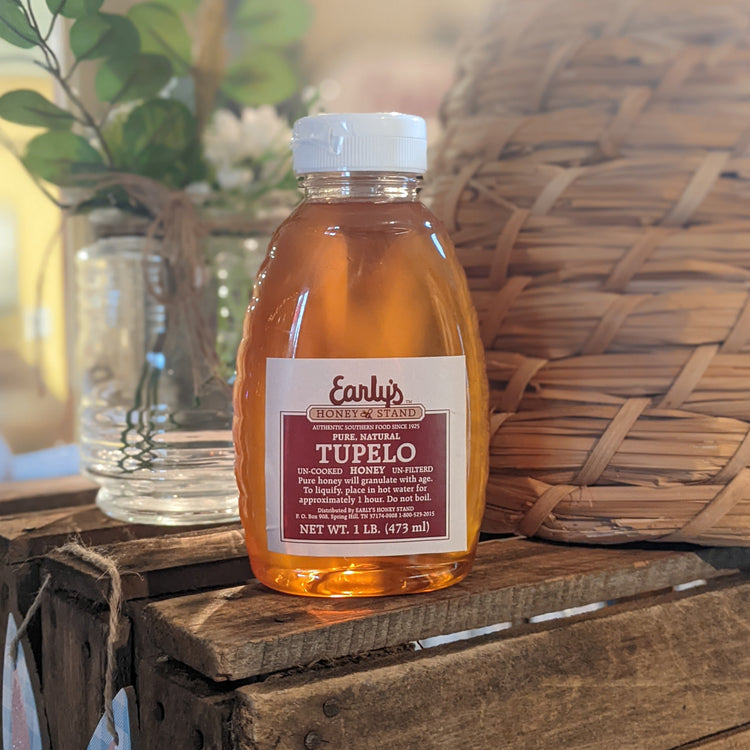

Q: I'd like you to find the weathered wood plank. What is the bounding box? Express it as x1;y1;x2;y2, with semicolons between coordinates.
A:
0;502;154;742
140;537;750;681
0;500;233;749
677;725;750;749
136;658;234;750
0;506;101;559
42;590;131;750
43;525;250;602
1;504;211;563
0;475;97;514
40;527;252;750
232;579;750;750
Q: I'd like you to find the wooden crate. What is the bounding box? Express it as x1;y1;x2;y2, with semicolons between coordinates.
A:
0;477;97;663
0;477;249;749
41;515;750;750
0;477;96;746
41;525;251;749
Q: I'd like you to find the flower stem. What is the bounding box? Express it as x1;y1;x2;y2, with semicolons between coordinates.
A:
43;57;116;168
22;0;116;169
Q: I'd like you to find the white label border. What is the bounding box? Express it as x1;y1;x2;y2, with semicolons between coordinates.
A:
265;356;467;557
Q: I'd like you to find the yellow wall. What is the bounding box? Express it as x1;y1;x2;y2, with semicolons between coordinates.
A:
0;75;67;402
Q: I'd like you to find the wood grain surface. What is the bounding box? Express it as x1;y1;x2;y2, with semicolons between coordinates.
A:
681;725;750;749
0;504;218;563
40;526;253;750
140;537;750;681
44;525;251;602
42;590;131;750
232;579;750;750
0;476;97;514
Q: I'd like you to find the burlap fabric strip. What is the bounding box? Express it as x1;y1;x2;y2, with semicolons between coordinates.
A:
70;174;282;398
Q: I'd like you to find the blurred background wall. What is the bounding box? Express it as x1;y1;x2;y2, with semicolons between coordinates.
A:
302;0;484;131
0;40;68;456
0;0;488;458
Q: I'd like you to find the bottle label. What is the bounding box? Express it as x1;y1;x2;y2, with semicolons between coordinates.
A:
265;356;467;557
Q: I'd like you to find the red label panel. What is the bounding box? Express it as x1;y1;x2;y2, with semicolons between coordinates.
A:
281;413;448;543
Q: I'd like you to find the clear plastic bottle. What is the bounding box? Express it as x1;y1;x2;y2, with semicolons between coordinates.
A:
234;113;488;597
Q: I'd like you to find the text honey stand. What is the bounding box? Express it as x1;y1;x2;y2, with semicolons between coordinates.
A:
39;526;750;749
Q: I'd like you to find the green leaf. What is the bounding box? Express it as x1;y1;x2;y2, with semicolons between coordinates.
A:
223;50;297;106
122;98;195;163
0;89;74;130
127;3;191;71
23;131;105;185
156;0;197;11
234;0;311;45
0;0;37;48
70;13;140;61
46;0;104;20
100;109;128;168
120;99;201;187
95;54;173;103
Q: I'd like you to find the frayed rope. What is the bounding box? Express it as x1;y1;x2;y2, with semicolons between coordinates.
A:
58;541;123;747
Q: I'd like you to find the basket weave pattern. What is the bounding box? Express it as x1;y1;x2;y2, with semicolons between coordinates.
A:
430;0;750;545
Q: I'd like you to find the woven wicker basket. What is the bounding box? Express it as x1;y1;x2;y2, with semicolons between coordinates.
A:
429;0;750;545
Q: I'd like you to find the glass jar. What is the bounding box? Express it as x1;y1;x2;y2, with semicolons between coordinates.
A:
76;228;267;524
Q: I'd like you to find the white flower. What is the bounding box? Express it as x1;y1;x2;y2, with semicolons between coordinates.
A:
203;106;291;170
204;109;244;167
216;166;254;191
239;105;291;160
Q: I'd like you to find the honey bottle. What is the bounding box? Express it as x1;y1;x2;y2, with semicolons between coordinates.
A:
234;113;488;597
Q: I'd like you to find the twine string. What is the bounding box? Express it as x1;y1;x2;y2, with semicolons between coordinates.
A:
59;541;123;747
91;175;219;398
34;173;262;402
8;574;51;665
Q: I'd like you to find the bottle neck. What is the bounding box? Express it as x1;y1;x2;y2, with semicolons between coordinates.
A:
299;172;421;202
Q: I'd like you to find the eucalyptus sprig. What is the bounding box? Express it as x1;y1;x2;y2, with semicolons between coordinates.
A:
0;0;311;208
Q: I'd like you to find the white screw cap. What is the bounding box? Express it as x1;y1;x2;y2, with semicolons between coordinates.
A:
291;112;427;175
